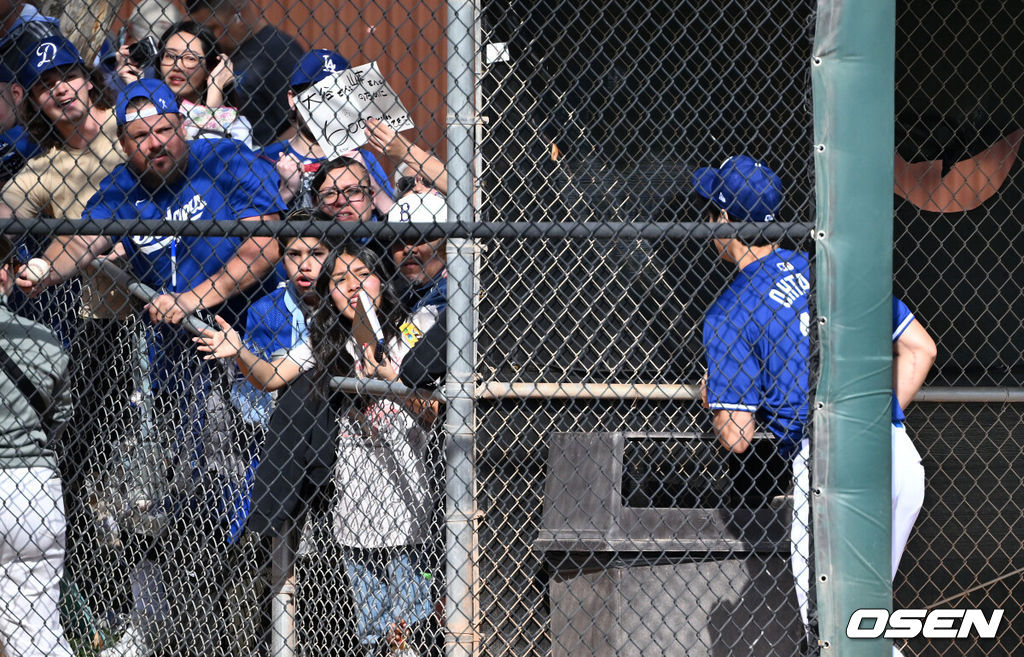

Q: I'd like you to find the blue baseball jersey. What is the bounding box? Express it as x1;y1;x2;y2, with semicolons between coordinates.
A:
83;138;286;318
0;125;41;184
892;297;916;427
232;283;307;425
703;248;811;457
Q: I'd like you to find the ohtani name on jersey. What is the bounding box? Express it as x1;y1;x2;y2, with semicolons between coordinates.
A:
768;272;810;308
132;194;207;253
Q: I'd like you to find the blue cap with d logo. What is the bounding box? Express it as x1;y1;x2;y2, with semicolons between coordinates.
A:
18;36;84;88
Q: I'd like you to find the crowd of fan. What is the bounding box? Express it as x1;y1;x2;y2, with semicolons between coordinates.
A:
0;1;450;655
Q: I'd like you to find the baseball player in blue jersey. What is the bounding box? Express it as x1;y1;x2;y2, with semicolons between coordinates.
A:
696;156;936;657
694;155;815;645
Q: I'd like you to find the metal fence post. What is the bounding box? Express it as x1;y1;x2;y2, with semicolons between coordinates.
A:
446;1;480;656
812;1;895;655
269;528;297;657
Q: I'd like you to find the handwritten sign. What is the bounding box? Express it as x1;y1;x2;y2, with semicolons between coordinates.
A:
295;61;414;158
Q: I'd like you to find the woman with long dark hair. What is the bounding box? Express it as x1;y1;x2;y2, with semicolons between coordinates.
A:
194;240;441;654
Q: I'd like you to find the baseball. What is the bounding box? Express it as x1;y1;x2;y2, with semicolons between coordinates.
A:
21;258;50;283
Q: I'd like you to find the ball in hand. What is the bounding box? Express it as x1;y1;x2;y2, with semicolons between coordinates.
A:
21;258;50;283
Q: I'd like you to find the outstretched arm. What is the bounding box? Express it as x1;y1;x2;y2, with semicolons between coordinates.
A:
364;119;449;194
194;315;302;392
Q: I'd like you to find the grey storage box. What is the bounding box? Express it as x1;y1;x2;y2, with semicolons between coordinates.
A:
535;432;805;656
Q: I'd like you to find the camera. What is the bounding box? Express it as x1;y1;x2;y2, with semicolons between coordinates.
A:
128;36;159;68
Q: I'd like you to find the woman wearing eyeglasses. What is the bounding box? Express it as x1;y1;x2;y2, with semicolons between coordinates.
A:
117;20;253;147
310;156;385;224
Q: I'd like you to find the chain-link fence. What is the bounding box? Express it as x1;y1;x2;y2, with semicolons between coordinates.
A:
892;1;1024;655
0;0;1019;656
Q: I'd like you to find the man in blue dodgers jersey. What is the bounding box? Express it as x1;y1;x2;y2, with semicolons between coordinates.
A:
22;78;282;326
20;79;284;656
693;155;816;646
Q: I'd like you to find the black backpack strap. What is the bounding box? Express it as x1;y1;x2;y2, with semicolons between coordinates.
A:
0;341;49;420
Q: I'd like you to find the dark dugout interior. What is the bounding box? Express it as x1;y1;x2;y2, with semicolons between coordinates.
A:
895;0;1024;387
895;3;1024;655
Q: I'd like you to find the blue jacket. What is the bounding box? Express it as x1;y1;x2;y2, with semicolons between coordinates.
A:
232;284;307;426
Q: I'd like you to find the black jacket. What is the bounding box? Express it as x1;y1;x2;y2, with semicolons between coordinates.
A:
246;371;337;536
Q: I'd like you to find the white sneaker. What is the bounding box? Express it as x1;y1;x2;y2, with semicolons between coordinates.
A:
99;623;151;657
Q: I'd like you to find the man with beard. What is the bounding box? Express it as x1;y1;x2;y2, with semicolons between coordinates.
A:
387;191;448;314
21;78;282;324
19;78;284;657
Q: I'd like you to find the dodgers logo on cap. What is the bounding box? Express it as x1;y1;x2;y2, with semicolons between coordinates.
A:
290;49;350;88
35;42;58;67
116;79;181;126
691;154;783;223
18;36;84;88
388;192;447;243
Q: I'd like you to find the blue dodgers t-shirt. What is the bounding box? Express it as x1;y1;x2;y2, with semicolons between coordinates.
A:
892;297;916;427
703;248;811;457
84;138;286;317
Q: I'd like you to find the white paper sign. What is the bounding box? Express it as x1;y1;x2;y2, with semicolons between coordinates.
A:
295;61;414;159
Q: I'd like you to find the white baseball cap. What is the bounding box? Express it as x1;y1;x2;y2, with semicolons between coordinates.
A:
387;192;448;224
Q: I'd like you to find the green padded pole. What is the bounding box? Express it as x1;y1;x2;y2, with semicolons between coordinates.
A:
811;1;895;656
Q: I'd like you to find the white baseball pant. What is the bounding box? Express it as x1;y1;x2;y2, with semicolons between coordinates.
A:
0;467;73;657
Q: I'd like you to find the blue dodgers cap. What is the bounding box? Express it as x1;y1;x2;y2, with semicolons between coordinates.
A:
115;79;180;126
692;155;783;222
18;36;84;88
290;49;350;88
